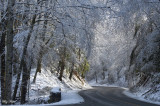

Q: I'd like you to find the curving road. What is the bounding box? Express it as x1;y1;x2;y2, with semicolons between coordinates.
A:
66;86;159;106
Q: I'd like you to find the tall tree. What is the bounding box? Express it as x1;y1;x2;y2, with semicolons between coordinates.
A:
58;47;66;81
33;1;49;83
4;0;15;104
12;0;37;101
0;0;6;103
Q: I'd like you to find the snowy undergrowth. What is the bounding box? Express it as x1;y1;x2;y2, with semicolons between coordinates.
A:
128;74;160;105
27;68;91;105
124;88;160;105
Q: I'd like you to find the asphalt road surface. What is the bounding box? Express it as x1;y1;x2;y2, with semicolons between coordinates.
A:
64;86;159;106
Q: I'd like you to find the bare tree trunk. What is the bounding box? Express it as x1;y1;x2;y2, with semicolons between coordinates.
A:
69;62;74;80
0;33;6;103
4;0;15;104
102;70;105;80
27;60;32;101
57;61;61;75
36;58;42;73
78;48;81;61
32;56;42;83
12;14;36;100
58;60;65;81
20;62;30;104
12;60;23;100
58;45;66;81
33;1;48;83
0;0;6;103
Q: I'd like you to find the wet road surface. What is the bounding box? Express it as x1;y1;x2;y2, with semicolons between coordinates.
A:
55;86;159;106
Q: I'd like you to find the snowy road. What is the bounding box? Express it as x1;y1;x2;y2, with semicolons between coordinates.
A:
61;86;159;106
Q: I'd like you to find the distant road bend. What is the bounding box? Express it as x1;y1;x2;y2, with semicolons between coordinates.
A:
66;86;159;106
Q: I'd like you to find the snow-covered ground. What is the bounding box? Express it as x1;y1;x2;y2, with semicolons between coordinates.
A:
19;90;84;106
123;89;160;105
26;68;91;105
50;90;84;105
37;90;84;106
0;68;91;105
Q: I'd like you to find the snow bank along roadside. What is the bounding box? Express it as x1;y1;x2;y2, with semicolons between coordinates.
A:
46;90;84;105
89;81;160;105
26;68;91;105
14;90;83;106
123;89;160;105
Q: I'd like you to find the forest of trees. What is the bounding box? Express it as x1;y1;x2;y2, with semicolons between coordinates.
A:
87;0;160;102
0;0;102;104
0;0;160;105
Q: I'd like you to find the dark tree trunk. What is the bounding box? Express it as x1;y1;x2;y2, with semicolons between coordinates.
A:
69;62;74;80
78;48;81;61
12;60;23;100
4;0;15;103
58;60;65;81
0;0;7;103
0;2;8;103
20;62;30;104
33;57;42;83
58;46;66;81
0;26;6;104
20;14;36;104
1;53;5;102
102;71;105;80
27;62;32;101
